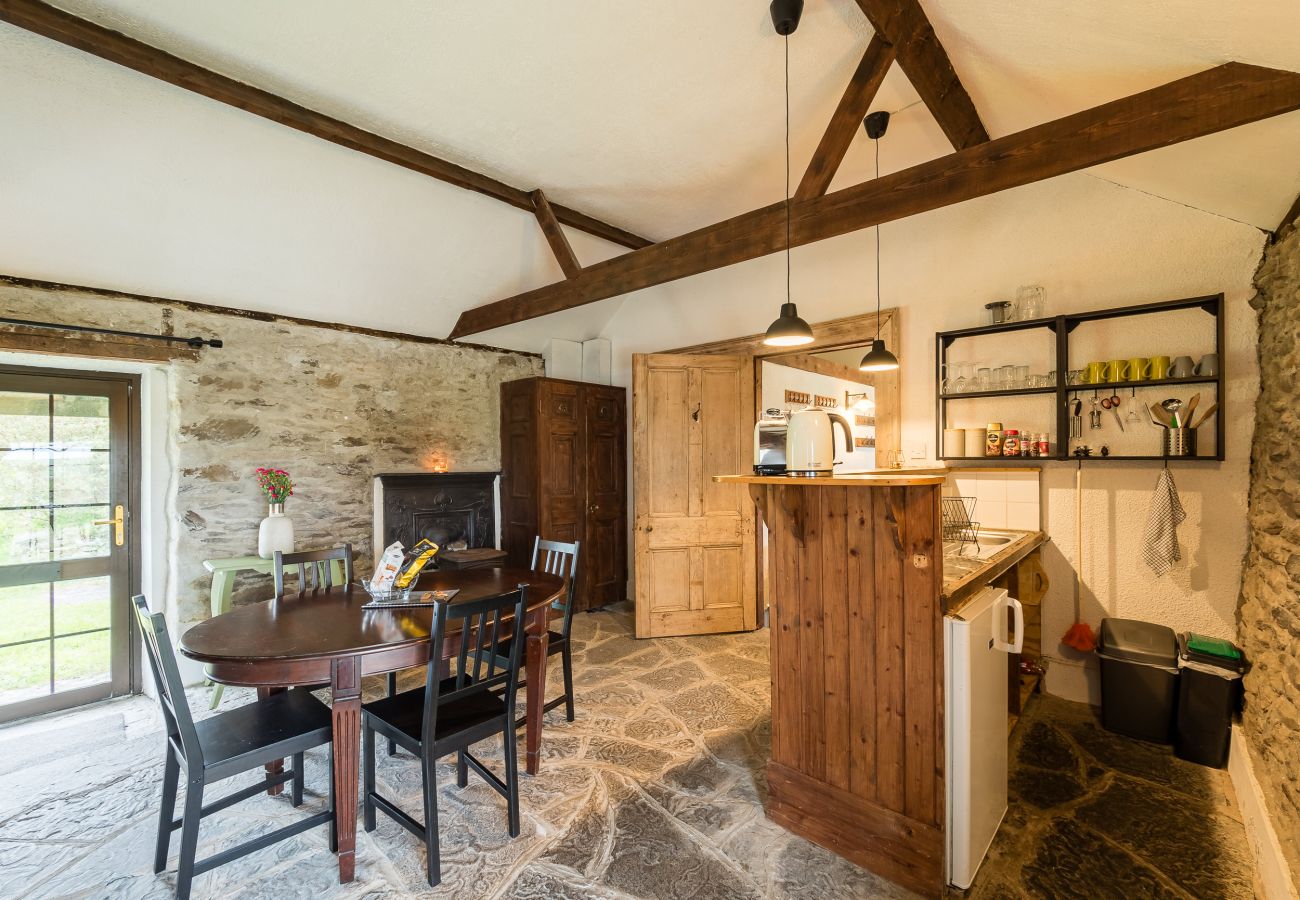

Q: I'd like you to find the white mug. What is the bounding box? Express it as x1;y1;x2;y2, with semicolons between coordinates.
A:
1195;353;1219;377
1170;355;1196;378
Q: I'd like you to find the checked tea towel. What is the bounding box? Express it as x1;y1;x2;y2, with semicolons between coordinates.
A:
1144;467;1186;576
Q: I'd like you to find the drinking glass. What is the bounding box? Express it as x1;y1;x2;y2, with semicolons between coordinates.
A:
976;367;992;391
952;362;971;393
999;365;1015;389
1014;365;1030;389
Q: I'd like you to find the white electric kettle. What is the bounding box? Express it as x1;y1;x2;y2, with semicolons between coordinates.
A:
785;406;854;476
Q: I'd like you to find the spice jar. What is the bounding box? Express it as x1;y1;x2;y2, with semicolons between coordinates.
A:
1037;433;1051;457
1003;429;1020;457
1020;433;1033;457
986;422;1004;457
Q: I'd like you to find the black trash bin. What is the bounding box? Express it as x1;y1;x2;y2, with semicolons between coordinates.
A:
1096;618;1180;743
1175;633;1246;768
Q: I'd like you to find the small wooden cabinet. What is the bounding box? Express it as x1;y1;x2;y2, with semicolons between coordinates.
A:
500;377;628;611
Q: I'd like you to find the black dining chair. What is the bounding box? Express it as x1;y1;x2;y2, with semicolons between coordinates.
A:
272;544;354;598
521;537;581;723
273;544;355;697
361;586;529;887
133;595;335;900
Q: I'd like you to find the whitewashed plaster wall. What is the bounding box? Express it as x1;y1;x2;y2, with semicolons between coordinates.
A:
601;173;1263;703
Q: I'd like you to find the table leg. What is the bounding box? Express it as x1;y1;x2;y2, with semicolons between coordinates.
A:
256;687;286;795
524;607;550;776
331;656;362;884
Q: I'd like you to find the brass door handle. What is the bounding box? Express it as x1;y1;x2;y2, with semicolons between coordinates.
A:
93;505;125;547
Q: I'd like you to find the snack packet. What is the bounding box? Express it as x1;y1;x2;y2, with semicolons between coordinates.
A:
395;539;440;589
370;541;406;592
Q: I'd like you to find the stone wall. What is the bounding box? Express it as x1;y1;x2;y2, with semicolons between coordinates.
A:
1240;223;1300;876
1;279;542;629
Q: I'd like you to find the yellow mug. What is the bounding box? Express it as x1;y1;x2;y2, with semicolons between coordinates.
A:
1083;361;1107;384
1149;356;1171;379
1105;360;1128;383
1127;357;1151;381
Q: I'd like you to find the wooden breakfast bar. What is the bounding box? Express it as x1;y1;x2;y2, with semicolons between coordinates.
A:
715;473;947;897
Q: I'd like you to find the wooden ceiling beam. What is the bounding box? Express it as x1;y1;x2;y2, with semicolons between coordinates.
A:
0;0;652;251
530;189;582;279
795;35;895;200
852;0;988;150
450;63;1300;339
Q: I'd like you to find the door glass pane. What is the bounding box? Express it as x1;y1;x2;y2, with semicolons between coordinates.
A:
0;381;122;719
0;391;48;445
53;631;110;691
0;509;49;565
0;448;48;508
53;506;109;559
53;394;110;449
0;641;50;704
0;582;51;645
53;577;109;636
52;450;109;506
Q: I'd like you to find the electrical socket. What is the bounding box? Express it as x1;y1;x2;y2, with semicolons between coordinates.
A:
909;443;926;459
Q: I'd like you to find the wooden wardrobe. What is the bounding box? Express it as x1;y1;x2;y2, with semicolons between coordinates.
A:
500;377;628;611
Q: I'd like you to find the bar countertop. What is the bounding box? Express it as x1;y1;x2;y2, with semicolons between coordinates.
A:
713;468;947;487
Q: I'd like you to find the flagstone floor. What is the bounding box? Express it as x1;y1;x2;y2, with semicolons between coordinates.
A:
0;602;1259;899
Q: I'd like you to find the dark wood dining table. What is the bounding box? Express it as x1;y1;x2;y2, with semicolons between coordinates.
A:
179;566;565;884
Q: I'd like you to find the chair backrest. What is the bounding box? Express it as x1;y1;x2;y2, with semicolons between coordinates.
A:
273;543;354;598
132;595;201;767
423;587;529;746
531;537;580;637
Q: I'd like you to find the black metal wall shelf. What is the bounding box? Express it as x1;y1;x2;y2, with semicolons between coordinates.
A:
936;293;1226;463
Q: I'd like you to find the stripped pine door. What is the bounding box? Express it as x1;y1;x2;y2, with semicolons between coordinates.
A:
633;354;756;638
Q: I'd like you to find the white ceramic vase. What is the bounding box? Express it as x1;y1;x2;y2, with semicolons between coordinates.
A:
257;502;295;559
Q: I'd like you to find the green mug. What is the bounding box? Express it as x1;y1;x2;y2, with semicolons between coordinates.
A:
1127;357;1151;381
1106;360;1128;383
1149;356;1171;379
1083;361;1107;384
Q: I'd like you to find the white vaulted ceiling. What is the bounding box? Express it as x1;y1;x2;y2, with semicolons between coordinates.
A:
2;0;1299;349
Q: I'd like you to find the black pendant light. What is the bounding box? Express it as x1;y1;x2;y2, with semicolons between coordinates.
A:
763;0;814;348
860;110;900;372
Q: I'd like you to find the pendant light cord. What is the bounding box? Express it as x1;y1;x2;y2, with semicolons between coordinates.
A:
785;33;791;305
874;136;882;341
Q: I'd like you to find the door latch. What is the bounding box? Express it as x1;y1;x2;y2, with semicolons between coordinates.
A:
93;505;125;547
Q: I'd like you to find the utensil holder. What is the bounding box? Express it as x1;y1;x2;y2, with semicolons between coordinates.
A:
1163;428;1196;458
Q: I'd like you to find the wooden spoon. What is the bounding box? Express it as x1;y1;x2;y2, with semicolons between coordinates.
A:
1149;402;1173;427
1184;392;1201;427
1191;402;1218;429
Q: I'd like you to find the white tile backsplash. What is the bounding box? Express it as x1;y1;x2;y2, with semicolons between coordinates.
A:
946;468;1041;533
1005;472;1040;503
1006;500;1041;531
974;472;1007;503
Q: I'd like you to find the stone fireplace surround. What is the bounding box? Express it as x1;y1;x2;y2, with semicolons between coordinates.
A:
372;472;501;558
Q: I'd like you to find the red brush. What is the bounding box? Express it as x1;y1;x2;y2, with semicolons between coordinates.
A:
1062;621;1096;653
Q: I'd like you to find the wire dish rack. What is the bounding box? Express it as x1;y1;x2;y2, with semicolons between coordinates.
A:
941;496;980;553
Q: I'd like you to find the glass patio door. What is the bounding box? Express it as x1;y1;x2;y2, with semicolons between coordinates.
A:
0;369;136;723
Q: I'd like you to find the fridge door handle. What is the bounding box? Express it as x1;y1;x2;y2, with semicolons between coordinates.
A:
992;594;1025;654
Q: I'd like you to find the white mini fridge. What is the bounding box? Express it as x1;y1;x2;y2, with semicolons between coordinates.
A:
945;586;1023;889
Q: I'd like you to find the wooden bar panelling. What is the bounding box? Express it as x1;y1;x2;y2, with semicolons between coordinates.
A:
846;487;878;800
873;487;907;813
797;488;825;782
760;481;944;897
902;485;940;825
821;487;850;792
